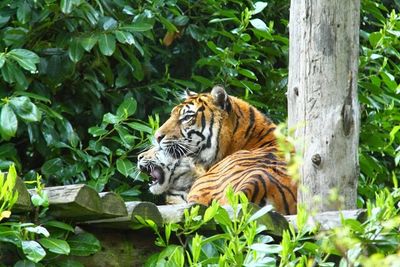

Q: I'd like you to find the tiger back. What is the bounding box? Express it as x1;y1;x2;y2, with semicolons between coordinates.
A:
186;147;297;215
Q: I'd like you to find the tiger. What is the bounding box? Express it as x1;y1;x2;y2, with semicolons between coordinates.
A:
138;145;297;214
154;85;278;170
141;85;297;214
137;146;205;204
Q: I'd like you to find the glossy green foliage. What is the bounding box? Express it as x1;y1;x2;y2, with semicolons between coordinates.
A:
0;0;398;203
0;0;289;197
0;168;100;265
358;0;400;204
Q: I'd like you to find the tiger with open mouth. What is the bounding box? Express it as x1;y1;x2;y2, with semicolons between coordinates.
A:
137;85;297;214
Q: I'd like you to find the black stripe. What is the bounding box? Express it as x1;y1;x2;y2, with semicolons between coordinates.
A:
245;107;255;138
258;127;275;142
200;113;206;132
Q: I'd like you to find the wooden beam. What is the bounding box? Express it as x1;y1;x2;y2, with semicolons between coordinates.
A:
98;192;128;218
285;209;366;231
29;184;103;220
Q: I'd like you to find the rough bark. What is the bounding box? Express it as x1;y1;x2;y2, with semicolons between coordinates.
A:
288;0;361;211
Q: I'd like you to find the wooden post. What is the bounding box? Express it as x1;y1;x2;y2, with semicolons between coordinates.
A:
288;0;361;211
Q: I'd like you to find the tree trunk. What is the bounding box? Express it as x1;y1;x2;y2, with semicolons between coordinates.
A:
288;0;361;211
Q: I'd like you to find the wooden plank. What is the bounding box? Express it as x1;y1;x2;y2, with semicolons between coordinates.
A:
98;192;128;217
29;184;103;220
158;203;199;224
285;209;366;231
80;201;162;228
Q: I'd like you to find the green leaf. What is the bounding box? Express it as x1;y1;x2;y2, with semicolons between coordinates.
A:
0;104;18;140
80;34;98;52
61;0;74;14
21;241;46;263
120;23;153;32
25;226;50;237
17;1;31;24
238;69;257;80
250;243;282;254
8;49;40;72
68;39;84;63
101;16;118;31
10;96;42;122
88;126;108;137
248;205;274;222
126;122;153;134
39;238;70;255
252;2;268;15
116;158;135;177
43;221;75;232
250;18;268;31
41;158;63;176
0;226;21;246
1;61;28;89
117;97;137;117
68;233;101;256
98;33;116;56
158;16;178;32
0;53;5;68
103;113;121;124
115;31;135;45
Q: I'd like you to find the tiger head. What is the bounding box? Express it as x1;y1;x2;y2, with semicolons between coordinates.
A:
137;146;200;198
154;85;234;169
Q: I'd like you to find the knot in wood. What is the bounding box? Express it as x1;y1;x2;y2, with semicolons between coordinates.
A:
311;154;322;166
294;87;299;96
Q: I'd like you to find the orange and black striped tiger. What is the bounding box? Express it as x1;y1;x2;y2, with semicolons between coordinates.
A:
138;145;296;214
139;85;297;214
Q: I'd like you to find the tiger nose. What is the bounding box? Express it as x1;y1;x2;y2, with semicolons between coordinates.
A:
155;132;165;143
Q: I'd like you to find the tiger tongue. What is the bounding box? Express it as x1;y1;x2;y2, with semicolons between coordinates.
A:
150;168;162;183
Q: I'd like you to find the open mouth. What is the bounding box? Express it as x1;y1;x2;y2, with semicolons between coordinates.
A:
139;164;164;186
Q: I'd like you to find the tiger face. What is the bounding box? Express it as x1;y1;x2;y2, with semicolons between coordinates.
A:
154;86;232;169
154;85;276;170
137;146;201;203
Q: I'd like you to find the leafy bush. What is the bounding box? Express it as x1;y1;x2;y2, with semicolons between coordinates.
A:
358;1;400;204
0;166;101;265
0;0;290;199
141;188;400;267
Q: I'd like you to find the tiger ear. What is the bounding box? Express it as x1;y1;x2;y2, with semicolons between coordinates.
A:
182;89;197;99
211;85;229;109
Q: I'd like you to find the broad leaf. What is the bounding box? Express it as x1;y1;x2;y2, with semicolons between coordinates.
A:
98;33;116;56
21;241;46;263
116;158;135;177
8;49;40;72
116;97;137;117
68;233;100;256
10;96;42;122
0;104;18;140
39;237;70;255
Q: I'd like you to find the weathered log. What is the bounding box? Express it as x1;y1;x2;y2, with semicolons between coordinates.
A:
29;184;103;219
285;209;366;231
98;192;128;217
80;201;162;228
